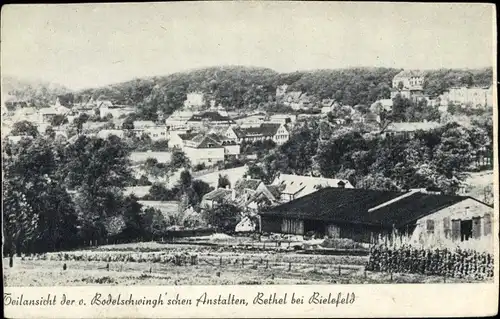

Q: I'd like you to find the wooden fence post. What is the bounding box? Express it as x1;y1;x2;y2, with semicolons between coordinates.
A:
242;258;245;267
220;256;223;266
288;262;291;271
390;272;393;281
266;260;269;269
364;268;367;279
338;265;341;276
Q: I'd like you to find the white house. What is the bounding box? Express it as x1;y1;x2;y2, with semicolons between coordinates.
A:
183;134;226;166
440;86;493;108
226;123;289;145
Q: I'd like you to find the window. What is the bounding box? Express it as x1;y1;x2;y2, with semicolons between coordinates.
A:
426;219;435;233
483;214;492;236
443;217;451;238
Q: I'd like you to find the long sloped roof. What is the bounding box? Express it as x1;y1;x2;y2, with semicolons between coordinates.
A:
261;187;472;228
232;123;282;138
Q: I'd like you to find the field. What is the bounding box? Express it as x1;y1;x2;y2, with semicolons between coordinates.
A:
3;241;488;286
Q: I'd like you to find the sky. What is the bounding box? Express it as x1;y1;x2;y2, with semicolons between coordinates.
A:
1;2;496;90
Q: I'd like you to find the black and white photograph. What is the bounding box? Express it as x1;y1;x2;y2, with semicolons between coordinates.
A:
1;1;496;296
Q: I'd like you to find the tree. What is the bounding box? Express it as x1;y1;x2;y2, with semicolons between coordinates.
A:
11;120;39;137
203;203;241;233
73;113;90;134
192;180;214;203
49;114;68;127
217;174;231;189
170;150;191;171
145;183;177;201
141;207;168;240
45;126;56;138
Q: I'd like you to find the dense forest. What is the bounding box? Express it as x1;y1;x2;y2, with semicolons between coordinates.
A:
66;66;493;119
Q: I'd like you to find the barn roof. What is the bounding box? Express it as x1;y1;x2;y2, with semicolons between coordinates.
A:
188;111;233;122
261;188;474;228
232;123;282;138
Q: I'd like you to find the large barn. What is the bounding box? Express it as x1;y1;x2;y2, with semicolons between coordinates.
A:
259;187;493;245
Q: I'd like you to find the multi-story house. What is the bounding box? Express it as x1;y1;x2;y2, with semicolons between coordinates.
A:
440;86;493;108
182;134;226;166
225;123;289;145
391;70;425;100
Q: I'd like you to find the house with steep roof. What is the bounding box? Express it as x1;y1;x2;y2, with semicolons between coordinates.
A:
271;173;354;202
182;134;226;166
200;188;234;209
260;187;493;249
225;123;289;145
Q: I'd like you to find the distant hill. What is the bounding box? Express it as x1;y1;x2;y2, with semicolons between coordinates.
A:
1;75;71;109
7;66;492;116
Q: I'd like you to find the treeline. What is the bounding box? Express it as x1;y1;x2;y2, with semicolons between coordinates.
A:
423;68;493;98
1;134;212;256
2;76;70;109
68;66;492;120
248;112;493;195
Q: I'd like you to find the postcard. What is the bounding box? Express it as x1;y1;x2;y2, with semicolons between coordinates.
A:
2;1;498;318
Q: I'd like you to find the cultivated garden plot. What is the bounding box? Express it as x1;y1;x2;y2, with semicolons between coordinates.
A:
3;241;491;286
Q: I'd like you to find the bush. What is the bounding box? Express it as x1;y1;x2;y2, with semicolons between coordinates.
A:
366;244;493;280
320;238;365;250
193;163;207;172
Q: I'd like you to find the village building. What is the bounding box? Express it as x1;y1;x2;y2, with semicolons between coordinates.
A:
165;110;196;131
390;70;425;100
99;102;135;119
37;98;71;123
186;111;235;129
225;123;289;145
200;188;234;209
381;121;441;139
132;121;167;140
182;134;226;166
260;187;493;249
235;216;257;233
271;173;354;202
439;86;493;108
